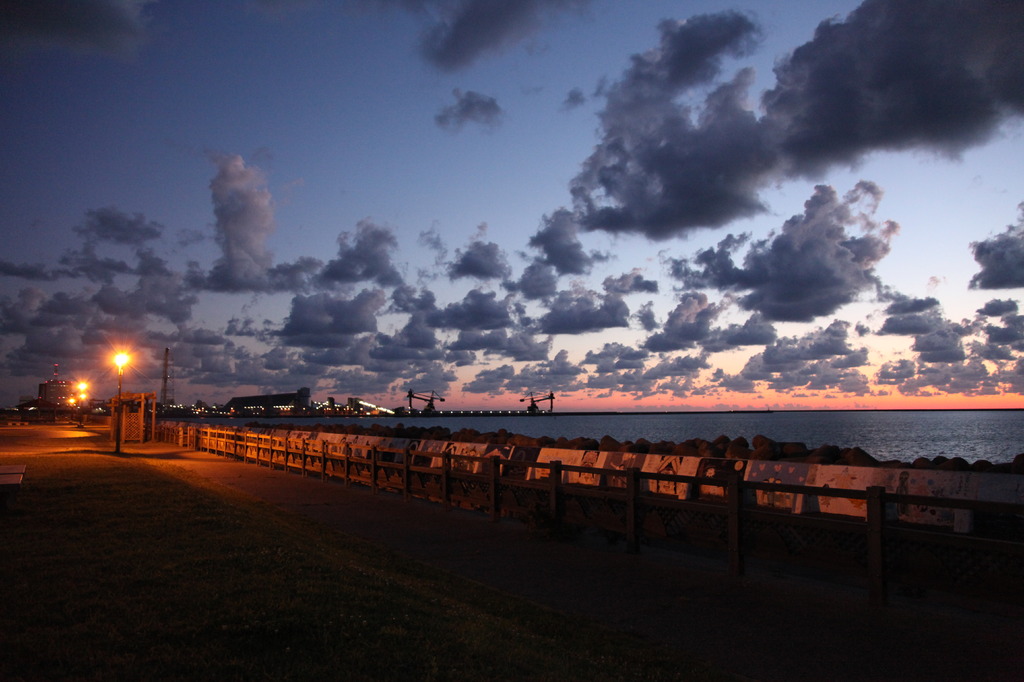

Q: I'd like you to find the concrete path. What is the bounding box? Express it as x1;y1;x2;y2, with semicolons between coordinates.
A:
6;425;1023;681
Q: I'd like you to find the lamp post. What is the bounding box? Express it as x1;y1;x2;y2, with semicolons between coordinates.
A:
77;382;88;426
114;354;128;454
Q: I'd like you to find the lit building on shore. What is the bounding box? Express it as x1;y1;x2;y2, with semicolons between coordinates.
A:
223;387;311;416
38;379;77;406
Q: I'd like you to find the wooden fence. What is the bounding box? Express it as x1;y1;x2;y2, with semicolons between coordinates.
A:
156;422;1024;605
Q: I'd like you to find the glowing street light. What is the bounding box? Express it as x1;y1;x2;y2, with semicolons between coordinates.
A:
114;353;128;454
76;382;88;426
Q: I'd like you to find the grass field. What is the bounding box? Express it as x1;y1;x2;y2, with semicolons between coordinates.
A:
1;448;731;681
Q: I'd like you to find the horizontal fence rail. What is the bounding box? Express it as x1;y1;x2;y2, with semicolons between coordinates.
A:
154;422;1024;605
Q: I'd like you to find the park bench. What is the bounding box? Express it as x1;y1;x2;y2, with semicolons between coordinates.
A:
0;464;26;510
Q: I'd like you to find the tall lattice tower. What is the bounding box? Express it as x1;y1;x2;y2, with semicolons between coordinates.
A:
160;348;176;406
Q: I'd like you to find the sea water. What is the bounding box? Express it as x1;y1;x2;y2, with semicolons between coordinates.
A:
185;410;1024;465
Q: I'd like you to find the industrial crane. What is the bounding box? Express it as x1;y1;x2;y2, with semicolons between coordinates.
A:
520;391;555;414
407;389;445;413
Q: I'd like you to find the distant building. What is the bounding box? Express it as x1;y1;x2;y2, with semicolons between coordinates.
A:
223;387;311;416
347;397;394;416
38;380;76;406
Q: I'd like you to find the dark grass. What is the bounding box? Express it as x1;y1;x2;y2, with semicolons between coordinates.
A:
1;451;732;681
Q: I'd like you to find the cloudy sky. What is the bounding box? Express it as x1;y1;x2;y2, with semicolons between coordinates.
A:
1;0;1022;411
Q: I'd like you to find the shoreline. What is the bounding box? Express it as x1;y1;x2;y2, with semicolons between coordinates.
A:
175;406;1024;420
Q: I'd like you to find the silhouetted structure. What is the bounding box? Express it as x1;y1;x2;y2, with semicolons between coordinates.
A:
224;388;311;416
406;390;444;413
520;391;555;413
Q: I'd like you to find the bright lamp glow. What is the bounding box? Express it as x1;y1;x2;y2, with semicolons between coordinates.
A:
114;353;129;369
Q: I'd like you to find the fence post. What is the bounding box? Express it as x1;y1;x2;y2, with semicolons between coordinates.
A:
370;448;379;494
866;485;888;606
490;455;501;522
343;445;352;488
403;445;412;501
626;467;640;554
442;453;452;512
549;461;563;530
727;472;745;576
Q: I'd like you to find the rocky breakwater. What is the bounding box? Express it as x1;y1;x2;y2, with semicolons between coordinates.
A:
271;421;1024;475
240;420;1024;532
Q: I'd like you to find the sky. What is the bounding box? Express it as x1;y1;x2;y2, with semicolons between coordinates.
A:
1;0;1023;412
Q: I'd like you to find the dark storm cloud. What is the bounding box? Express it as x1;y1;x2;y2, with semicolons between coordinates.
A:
390;284;437;314
969;205;1024;289
0;261;58;281
877;358;999;397
370;314;444;362
878;313;940;336
702;313;777;353
0;0;151;54
510;349;585;393
764;0;1024;175
673;183;897;322
883;295;940;316
758;321;861;372
978;299;1019;317
56;246;135;284
726;321;871;394
602;269;658;295
279;289;386;346
319;220;404;288
571;12;767;237
589;350;708;399
582;343;649;373
1;206;164;284
561;87;586;110
635;301;657;332
462;363;515;394
874;296;971;364
418;0;592;71
74;206;162;245
1;290;88;334
225;317;262;337
528;209;596;275
878;294;944;335
982;314;1024;348
643;354;709;381
574;2;1024;239
912;323;968;364
426;288;512;331
504;262;558;301
538;289;629;335
435;89;503;131
448;328;549;362
448;238;511;280
91;250;197;324
267;257;323;291
644;292;721;352
301;336;375;368
876;358;916;385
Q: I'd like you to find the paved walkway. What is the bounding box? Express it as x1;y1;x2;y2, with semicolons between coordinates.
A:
7;426;1024;681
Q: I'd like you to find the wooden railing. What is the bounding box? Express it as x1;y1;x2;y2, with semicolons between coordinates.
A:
154;422;1024;605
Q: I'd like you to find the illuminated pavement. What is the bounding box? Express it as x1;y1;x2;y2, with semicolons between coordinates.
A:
5;424;1022;682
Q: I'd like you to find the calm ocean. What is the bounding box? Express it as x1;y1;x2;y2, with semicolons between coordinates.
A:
189;410;1024;465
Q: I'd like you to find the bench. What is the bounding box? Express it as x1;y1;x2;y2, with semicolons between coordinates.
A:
0;464;26;510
